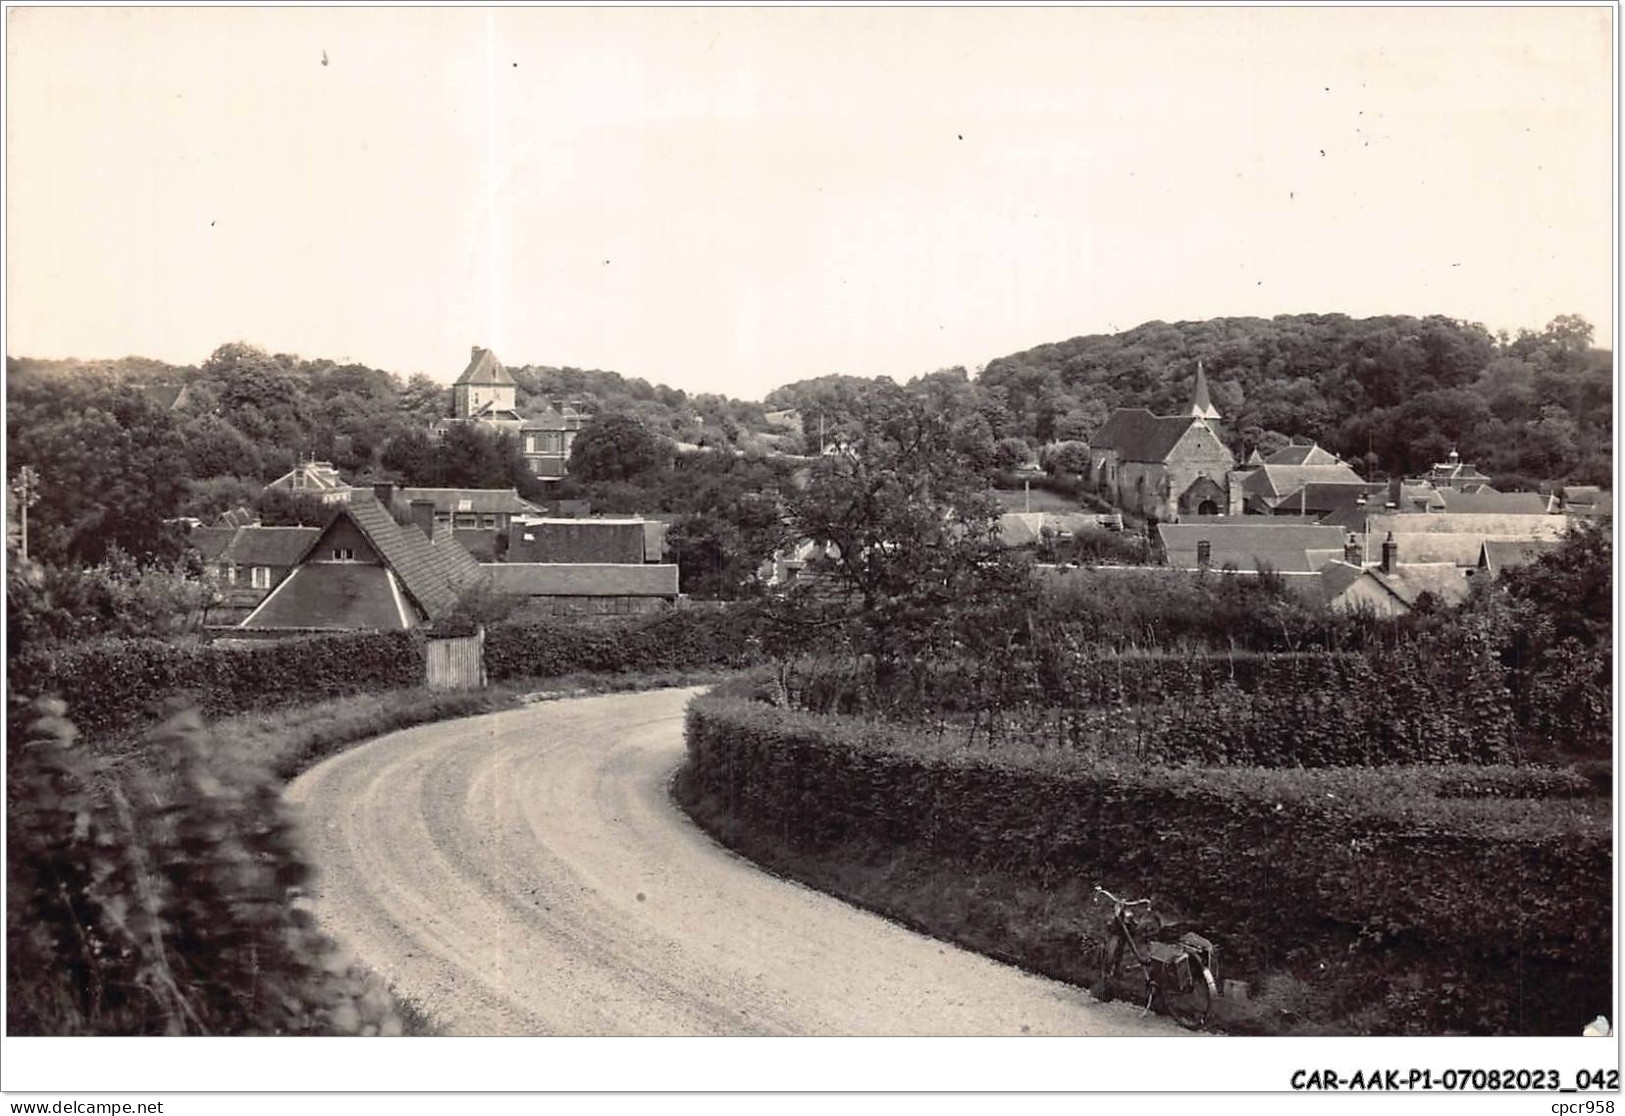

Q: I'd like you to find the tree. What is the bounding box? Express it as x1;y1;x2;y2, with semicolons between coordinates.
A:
777;387;1035;684
568;413;671;482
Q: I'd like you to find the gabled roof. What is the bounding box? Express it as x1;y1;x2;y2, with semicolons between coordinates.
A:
1560;485;1603;505
309;495;486;620
456;346;515;387
189;526;239;563
1368;562;1471;608
1243;462;1367;501
484;563;679;597
398;487;544;516
1263;443;1344;467
222;526;321;568
1267;481;1386;516
1091;409;1206;463
1479;538;1561;576
242;565;411;630
266;461;348;492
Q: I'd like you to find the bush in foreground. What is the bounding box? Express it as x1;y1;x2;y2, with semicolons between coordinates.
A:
5;698;399;1035
677;690;1611;1035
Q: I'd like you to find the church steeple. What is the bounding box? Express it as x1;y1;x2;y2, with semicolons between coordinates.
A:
1188;360;1221;421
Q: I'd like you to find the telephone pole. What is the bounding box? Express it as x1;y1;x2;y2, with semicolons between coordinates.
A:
11;465;40;559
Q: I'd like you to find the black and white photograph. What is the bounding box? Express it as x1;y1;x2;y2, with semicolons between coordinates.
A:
2;3;1617;1110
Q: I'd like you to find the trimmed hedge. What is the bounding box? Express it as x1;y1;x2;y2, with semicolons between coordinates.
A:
679;692;1612;1035
788;644;1519;766
9;608;765;745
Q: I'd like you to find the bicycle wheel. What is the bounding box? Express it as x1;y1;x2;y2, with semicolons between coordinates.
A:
1160;960;1216;1028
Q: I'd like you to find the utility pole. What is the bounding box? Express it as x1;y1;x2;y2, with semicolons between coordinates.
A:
11;465;40;559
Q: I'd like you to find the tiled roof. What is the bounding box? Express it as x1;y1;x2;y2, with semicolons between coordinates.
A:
267;461;348;491
1264;443;1344;467
485;563;680;597
1157;522;1348;573
1090;409;1202;463
328;495;487;620
1560;485;1603;506
189;526;239;563
1243;463;1366;501
398;487;544;516
455;347;515;387
1436;489;1553;515
1479;538;1560;576
521;406;570;431
1267;481;1385;516
222;526;321;568
1369;563;1471;608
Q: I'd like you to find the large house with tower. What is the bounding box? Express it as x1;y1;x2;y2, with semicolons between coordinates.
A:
1088;364;1236;521
432;346;587;480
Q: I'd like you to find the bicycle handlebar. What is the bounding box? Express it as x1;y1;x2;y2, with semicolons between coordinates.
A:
1094;885;1152;909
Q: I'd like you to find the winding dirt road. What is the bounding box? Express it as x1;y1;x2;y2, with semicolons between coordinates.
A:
285;687;1183;1036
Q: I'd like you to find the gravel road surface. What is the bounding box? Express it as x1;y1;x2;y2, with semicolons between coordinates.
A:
285;687;1185;1036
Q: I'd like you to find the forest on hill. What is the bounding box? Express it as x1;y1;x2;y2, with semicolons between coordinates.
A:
765;313;1612;487
975;312;1612;484
6;310;1611;573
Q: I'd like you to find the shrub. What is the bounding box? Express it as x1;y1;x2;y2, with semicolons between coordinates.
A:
6;698;398;1034
678;694;1612;1035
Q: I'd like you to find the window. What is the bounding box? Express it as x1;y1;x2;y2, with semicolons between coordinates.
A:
222;563;237;585
251;566;271;589
332;547;354;561
480;515;496;529
457;499;473;512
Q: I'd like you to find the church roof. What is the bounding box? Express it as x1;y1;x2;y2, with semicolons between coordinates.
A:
1091;409;1204;463
456;346;515;387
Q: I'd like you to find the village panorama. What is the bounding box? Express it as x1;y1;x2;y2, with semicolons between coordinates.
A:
7;311;1611;1052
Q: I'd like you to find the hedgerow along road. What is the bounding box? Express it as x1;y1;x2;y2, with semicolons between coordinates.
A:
285;687;1185;1036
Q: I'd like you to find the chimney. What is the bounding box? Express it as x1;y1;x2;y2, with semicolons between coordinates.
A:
1196;539;1211;569
1344;533;1361;565
472;345;482;360
410;499;436;540
1386;476;1401;511
1380;531;1398;574
372;481;394;507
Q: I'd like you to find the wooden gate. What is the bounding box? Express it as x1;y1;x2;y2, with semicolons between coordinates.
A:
425;627;487;690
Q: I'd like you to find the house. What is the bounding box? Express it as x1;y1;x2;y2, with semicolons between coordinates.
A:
1240;443;1372;515
1263;481;1388;518
1088;364;1236;520
1319;492;1566;568
1155;521;1348;573
385;485;545;561
1418;448;1494;490
485;563;679;616
760;539;841;587
436;346;588;480
239;494;486;631
263;460;353;505
1477;538;1561;578
1316;535;1472;616
197;525;321;625
519;404;587;480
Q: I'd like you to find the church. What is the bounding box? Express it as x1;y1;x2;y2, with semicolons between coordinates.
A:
1088;364;1237;521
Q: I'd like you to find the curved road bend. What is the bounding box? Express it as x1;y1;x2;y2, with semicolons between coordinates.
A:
285;687;1184;1036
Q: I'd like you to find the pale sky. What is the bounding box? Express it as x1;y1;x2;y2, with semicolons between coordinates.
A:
5;6;1615;399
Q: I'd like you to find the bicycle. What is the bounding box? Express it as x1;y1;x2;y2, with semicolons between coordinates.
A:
1092;885;1218;1028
